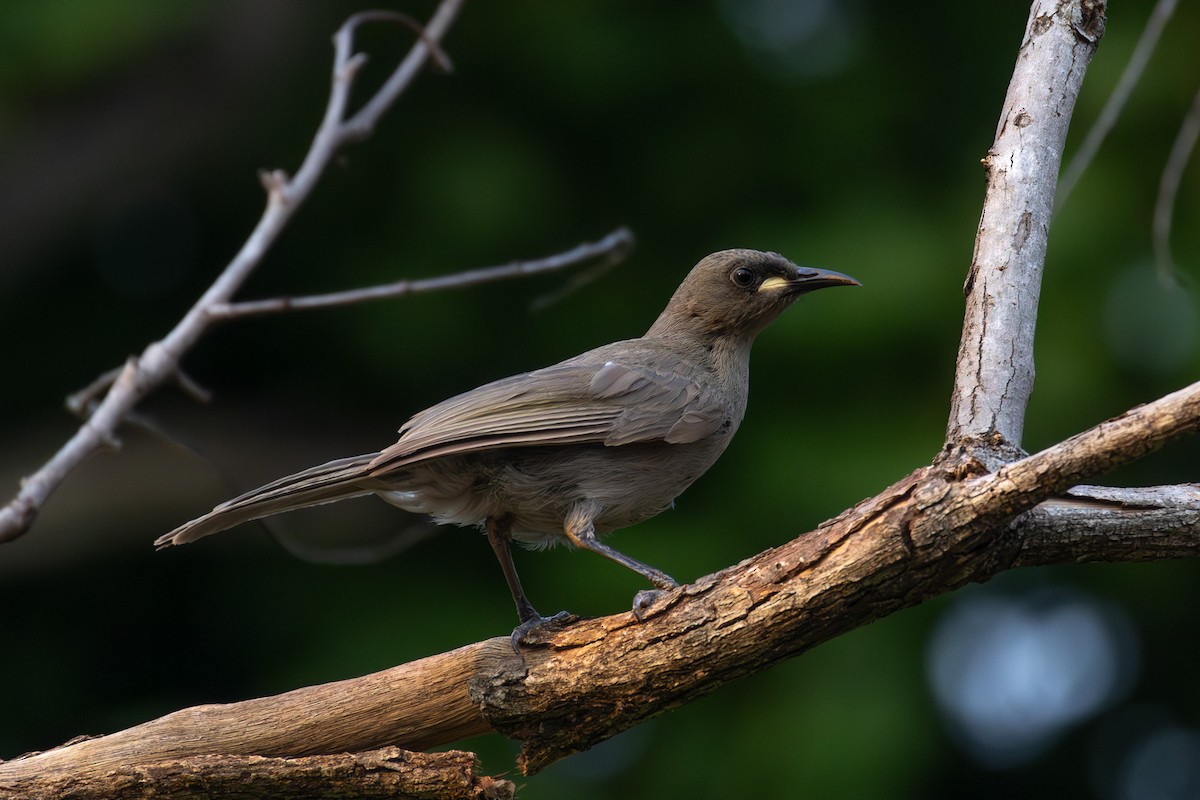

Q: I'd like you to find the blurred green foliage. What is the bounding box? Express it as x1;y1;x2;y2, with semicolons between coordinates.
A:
1;1;1198;797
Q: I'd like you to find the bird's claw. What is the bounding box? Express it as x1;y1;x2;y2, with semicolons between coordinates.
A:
509;610;575;654
632;588;669;621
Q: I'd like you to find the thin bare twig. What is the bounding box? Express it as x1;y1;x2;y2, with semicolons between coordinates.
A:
206;227;634;321
1153;83;1200;283
0;2;466;544
1056;0;1177;212
528;244;629;311
339;11;455;143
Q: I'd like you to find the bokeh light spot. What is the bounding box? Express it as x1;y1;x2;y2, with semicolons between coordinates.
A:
927;585;1138;768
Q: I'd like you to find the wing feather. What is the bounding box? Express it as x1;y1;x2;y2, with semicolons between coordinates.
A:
369;344;730;473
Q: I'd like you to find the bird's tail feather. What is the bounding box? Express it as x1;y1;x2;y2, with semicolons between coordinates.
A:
155;452;381;547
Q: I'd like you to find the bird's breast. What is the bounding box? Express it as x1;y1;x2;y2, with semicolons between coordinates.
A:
376;434;736;545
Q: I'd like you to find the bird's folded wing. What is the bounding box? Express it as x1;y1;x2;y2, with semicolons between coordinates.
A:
368;358;727;472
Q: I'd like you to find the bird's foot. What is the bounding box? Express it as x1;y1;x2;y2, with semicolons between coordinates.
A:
632;588;673;621
509;610;576;654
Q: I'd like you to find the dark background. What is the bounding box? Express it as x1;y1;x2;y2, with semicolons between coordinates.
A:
2;2;1199;797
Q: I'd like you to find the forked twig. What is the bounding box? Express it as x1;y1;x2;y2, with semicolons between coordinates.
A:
0;5;476;543
0;1;635;545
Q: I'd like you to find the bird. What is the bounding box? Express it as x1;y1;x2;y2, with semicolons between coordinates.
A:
157;249;858;642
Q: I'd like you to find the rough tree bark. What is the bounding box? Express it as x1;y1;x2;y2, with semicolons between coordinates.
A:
947;0;1107;459
8;1;1196;798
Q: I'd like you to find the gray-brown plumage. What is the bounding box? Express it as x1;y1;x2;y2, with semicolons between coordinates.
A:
157;249;858;636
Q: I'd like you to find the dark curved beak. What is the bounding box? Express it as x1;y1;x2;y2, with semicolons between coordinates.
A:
785;266;861;294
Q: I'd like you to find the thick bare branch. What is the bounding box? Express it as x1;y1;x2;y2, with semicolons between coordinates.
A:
1011;484;1200;567
947;0;1105;455
5;374;1197;788
1;748;511;800
0;2;466;544
954;378;1200;514
0;642;501;784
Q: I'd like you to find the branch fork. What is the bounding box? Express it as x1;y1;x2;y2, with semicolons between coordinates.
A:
0;0;634;547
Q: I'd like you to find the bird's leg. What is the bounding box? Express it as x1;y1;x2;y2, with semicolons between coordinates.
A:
485;514;541;623
485;514;571;651
563;509;679;621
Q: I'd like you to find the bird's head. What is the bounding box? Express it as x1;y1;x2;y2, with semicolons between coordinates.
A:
647;249;859;342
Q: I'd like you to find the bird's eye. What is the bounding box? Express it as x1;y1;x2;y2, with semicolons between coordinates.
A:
730;267;757;288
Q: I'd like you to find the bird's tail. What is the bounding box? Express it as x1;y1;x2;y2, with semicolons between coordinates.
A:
155;453;381;547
